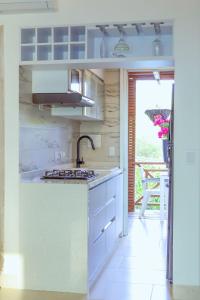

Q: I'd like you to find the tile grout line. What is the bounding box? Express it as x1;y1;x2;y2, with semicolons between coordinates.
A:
150;284;155;300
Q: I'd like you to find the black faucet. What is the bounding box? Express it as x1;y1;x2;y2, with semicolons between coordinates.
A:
76;135;95;168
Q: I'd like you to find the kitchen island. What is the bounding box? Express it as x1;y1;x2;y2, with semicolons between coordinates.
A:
13;168;123;294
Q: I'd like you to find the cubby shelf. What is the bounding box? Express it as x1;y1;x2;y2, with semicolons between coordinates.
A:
20;21;173;64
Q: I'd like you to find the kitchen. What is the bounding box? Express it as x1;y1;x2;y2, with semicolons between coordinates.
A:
19;66;123;293
0;1;200;300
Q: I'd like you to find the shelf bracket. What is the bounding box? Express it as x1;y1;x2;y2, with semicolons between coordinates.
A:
96;25;109;36
113;24;127;35
132;23;146;35
150;22;164;35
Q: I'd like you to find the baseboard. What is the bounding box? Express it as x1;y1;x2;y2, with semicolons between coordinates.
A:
172;285;200;300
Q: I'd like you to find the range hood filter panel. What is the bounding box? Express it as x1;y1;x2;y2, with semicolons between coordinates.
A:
32;93;95;107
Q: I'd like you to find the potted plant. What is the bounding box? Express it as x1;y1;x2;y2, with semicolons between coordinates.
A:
153;114;170;164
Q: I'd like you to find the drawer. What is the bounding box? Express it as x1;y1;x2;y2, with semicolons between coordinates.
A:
106;217;116;253
106;177;117;201
88;232;106;281
106;196;116;224
89;182;106;215
89;208;106;245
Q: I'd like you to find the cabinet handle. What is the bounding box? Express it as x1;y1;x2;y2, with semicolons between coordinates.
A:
103;217;116;232
93;231;104;244
106;196;116;207
93;217;116;244
93;195;116;217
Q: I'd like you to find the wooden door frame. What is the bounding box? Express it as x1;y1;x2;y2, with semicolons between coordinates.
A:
128;71;174;212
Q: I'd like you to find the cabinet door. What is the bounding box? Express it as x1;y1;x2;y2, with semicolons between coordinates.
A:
116;174;123;237
90;208;106;246
82;70;104;120
105;177;117;253
88;229;106;281
88;182;107;281
96;78;104;120
83;70;95;99
89;183;106;216
105;217;116;254
83;106;97;119
82;71;96;119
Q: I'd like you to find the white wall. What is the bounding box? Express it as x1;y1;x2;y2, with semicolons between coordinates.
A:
0;26;4;274
0;0;200;288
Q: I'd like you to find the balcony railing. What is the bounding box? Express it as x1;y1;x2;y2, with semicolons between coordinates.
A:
135;161;168;207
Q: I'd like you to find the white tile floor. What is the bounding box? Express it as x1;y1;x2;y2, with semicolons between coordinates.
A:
89;213;171;300
0;212;197;300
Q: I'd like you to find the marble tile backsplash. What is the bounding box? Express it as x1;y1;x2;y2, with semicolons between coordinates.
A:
19;67;80;173
80;69;120;168
19;67;120;173
20;126;75;172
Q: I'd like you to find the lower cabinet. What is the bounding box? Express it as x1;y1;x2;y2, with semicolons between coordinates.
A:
88;173;123;285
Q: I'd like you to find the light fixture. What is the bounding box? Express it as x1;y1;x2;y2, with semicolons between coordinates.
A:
153;70;160;83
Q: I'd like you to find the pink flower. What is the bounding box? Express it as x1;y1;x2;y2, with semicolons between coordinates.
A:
158;131;163;138
153;114;166;126
153;114;170;139
154;114;163;121
154;119;165;126
161;127;169;134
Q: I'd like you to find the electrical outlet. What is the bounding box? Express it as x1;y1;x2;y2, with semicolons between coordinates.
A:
109;146;115;157
55;151;62;161
62;151;66;158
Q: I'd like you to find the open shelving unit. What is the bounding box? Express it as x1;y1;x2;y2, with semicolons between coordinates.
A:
20;21;173;65
20;25;87;62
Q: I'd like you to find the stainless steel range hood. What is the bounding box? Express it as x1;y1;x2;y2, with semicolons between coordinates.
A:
32;92;94;107
32;68;95;107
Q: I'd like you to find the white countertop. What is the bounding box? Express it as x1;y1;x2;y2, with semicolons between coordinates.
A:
20;167;123;189
88;168;123;189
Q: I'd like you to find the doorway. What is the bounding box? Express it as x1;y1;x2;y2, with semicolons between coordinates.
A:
128;71;174;213
127;70;174;282
90;69;175;300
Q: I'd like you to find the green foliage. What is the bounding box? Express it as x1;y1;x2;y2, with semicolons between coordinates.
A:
136;138;162;161
135;138;163;210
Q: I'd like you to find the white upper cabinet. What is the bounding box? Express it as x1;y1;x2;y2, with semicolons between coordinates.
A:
20;21;173;64
32;69;68;93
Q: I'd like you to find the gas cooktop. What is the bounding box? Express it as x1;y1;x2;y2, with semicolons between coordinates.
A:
41;169;96;180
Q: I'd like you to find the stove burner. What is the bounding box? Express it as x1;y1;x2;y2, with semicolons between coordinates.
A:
41;169;96;180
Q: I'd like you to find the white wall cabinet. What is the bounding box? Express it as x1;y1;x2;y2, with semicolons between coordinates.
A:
88;173;123;285
51;70;104;121
20;21;173;64
21;26;86;62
